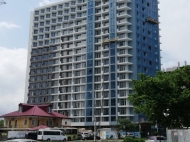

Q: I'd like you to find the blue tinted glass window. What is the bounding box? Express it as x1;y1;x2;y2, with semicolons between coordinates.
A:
110;49;115;56
86;108;92;116
88;23;93;29
110;26;115;33
110;33;115;39
111;57;115;64
110;3;113;8
111;73;115;80
111;116;116;121
110;18;115;24
111;90;116;97
87;30;93;37
88;1;93;8
111;107;116;115
87;83;93;91
87;37;93;44
111;99;116;106
87;60;93;67
87;52;93;59
88;9;93;15
88;15;93;21
87;45;93;52
87;76;93;83
110;11;115;17
111;82;115;89
110;42;116;48
86;117;92;122
111;65;115;72
86;100;92;107
86;92;92;99
87;68;93;75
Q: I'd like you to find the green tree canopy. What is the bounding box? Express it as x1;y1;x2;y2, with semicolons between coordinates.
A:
116;118;136;132
128;66;190;129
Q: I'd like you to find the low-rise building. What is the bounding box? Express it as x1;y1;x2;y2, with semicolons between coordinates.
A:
0;103;71;130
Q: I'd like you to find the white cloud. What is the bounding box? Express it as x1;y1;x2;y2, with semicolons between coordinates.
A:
159;0;190;69
39;0;62;7
0;46;27;116
0;22;21;30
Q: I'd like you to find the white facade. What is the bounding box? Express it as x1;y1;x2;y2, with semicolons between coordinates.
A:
25;0;135;127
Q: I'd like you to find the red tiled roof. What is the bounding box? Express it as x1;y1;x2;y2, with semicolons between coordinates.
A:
0;103;70;119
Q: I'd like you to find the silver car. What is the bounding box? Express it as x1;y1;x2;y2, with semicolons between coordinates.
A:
146;136;167;142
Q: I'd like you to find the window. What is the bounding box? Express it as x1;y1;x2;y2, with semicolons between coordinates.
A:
35;11;39;15
47;106;52;113
52;6;57;10
119;57;125;63
24;119;27;125
119;90;126;97
120;108;126;114
58;5;63;9
46;14;50;18
120;73;126;79
31;120;35;126
120;99;126;106
119;65;125;71
46;8;50;12
64;16;69;20
18;106;23;113
65;3;69;7
58;11;62;15
34;23;38;28
104;67;109;73
119;82;126;88
71;8;75;12
103;108;109;115
103;83;109;89
95;76;101;82
71;1;75;5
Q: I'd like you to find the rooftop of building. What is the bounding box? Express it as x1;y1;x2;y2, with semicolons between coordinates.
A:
0;103;70;119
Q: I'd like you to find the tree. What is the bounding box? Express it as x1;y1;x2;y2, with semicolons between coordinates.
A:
116;118;136;133
0;120;4;127
128;66;190;129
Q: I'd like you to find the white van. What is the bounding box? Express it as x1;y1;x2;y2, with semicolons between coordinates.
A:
37;129;67;141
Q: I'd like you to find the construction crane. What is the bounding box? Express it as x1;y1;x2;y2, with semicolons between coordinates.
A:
0;0;6;5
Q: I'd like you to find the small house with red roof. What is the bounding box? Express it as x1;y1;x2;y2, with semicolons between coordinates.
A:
0;103;71;130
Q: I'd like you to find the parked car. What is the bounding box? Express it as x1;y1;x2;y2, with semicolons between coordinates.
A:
86;135;100;140
146;136;167;142
127;133;135;138
6;139;37;142
78;132;89;140
25;132;37;140
120;133;135;139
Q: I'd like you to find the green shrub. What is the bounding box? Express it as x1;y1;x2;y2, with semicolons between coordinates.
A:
123;137;145;142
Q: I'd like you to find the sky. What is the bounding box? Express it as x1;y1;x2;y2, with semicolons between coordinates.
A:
0;0;190;116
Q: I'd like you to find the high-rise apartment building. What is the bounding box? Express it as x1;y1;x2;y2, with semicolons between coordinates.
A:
25;0;161;128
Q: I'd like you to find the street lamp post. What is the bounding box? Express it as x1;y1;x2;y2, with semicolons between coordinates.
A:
94;86;102;142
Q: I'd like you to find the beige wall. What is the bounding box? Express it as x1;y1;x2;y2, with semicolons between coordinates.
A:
4;117;63;128
62;118;71;126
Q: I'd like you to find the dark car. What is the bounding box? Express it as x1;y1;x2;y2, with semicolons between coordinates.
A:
77;133;82;140
86;135;100;140
25;132;37;140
